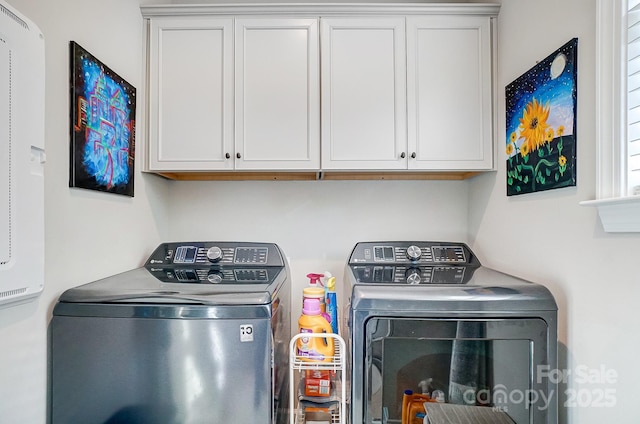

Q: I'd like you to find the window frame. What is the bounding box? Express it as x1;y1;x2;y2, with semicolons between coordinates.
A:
580;0;640;232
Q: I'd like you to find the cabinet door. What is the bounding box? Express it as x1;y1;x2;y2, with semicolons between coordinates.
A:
321;18;407;170
148;17;233;171
407;16;493;170
235;18;320;170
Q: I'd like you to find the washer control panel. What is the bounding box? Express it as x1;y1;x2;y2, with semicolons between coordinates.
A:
146;242;283;267
144;242;285;284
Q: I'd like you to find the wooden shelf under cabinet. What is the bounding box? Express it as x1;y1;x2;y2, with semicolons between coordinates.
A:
148;171;485;181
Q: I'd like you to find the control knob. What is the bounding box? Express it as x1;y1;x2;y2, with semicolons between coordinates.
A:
406;245;422;261
207;271;223;284
405;268;422;285
206;246;224;263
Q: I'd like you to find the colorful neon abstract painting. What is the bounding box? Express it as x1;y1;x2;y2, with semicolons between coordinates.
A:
70;41;136;196
505;38;577;196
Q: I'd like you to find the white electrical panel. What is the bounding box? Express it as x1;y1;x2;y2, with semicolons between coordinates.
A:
0;1;45;307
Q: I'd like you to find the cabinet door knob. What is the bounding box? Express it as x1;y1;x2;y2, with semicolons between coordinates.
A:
411;152;416;159
225;153;230;159
400;152;406;159
236;152;242;159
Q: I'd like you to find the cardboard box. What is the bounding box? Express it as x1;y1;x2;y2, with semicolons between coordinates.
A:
305;370;332;397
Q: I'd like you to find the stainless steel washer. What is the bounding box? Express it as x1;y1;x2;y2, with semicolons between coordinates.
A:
50;241;290;424
342;241;558;424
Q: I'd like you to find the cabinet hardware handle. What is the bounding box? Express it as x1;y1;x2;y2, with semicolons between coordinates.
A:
225;153;230;159
411;152;416;159
236;152;242;159
400;152;406;158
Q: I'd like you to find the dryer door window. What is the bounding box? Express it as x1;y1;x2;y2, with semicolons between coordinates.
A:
363;317;551;424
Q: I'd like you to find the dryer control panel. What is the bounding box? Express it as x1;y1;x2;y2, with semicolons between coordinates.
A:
347;241;480;285
348;241;478;265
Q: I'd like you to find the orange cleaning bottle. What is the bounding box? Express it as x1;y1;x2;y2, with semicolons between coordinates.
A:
401;390;433;424
296;298;334;362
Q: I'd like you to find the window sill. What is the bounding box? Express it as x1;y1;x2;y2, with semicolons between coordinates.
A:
580;196;640;232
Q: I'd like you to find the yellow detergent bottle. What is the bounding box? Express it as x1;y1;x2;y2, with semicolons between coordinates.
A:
297;298;334;362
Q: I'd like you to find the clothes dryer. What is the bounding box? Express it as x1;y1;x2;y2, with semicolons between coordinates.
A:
342;241;558;424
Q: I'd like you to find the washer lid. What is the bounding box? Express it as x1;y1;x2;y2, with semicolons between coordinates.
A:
57;242;288;306
58;267;286;306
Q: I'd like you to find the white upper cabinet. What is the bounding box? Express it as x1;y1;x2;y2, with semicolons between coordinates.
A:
320;14;494;172
320;17;407;170
406;15;493;170
148;17;233;171
147;16;319;172
235;18;320;170
141;4;498;178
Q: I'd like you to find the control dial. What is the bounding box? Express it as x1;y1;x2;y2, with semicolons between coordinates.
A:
406;245;422;261
405;268;422;285
207;271;223;284
206;246;224;263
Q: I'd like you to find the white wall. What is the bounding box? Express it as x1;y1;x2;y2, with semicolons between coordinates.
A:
167;179;470;315
0;0;170;422
469;0;640;422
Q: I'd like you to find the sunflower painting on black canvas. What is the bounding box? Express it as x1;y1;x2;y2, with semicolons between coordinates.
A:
505;38;577;196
